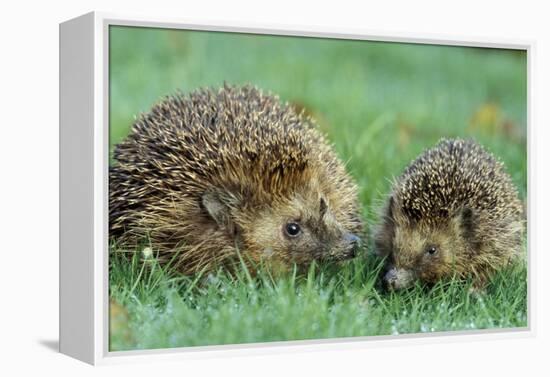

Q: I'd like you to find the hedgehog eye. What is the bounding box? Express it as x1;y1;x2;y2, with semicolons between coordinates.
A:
425;245;437;255
284;222;302;238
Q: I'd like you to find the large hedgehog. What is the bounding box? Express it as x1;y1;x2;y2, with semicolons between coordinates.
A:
110;85;363;274
375;138;523;290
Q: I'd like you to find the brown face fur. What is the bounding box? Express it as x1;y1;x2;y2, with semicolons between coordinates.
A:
242;196;360;267
376;197;474;290
203;185;361;272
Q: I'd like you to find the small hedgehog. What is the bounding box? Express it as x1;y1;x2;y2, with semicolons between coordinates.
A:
374;138;523;290
110;85;363;274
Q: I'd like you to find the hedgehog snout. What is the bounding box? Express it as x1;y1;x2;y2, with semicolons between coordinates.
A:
342;233;361;258
384;268;398;290
384;267;414;290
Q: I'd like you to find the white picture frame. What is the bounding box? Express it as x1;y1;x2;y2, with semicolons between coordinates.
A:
59;11;534;365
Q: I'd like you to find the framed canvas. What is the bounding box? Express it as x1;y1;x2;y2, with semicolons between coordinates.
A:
59;12;533;365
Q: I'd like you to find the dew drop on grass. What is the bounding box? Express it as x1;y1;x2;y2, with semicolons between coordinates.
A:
206;274;219;285
141;247;153;259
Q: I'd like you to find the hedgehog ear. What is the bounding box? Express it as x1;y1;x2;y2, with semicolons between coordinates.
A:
386;194;408;224
457;206;478;241
201;192;236;234
319;197;328;218
374;195;396;258
386;195;396;221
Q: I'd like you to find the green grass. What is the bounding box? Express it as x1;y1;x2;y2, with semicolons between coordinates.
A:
109;251;527;351
108;26;528;351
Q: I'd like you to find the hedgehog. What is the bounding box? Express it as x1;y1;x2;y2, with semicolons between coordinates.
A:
374;138;524;290
109;84;363;275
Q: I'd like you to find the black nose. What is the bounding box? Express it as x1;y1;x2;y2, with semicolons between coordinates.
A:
384;268;398;290
345;233;361;257
346;233;361;244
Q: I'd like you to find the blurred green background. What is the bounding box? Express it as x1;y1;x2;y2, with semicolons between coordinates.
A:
109;26;527;351
110;26;527;222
